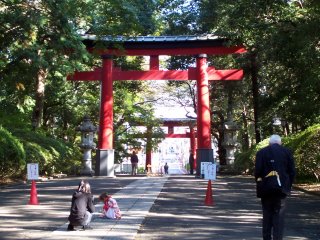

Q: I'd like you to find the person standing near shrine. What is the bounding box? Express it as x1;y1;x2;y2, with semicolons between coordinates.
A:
164;162;169;174
189;152;195;175
130;151;139;175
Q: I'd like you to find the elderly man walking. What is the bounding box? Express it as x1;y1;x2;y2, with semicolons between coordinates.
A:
255;134;296;240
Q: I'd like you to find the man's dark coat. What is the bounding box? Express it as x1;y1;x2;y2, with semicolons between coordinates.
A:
255;144;296;195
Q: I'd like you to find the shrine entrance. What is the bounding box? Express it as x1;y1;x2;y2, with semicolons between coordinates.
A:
68;35;245;177
136;117;197;175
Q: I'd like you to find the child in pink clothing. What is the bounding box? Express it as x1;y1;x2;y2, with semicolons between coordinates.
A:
99;192;121;220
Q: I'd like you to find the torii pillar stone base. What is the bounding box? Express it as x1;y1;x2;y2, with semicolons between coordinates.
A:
196;148;214;178
95;149;115;177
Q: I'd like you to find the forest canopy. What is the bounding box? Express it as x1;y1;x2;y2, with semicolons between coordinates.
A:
0;0;319;182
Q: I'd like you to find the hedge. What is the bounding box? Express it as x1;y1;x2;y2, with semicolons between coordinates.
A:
0;127;26;180
235;124;320;182
0;127;81;181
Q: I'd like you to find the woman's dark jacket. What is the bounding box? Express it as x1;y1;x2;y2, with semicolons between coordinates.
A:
255;143;296;195
68;190;95;225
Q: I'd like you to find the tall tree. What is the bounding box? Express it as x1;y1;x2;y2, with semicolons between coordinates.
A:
0;0;159;130
0;0;91;129
198;0;320;143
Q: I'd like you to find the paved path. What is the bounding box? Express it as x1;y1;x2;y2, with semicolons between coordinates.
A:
0;175;319;240
47;176;167;240
137;175;320;240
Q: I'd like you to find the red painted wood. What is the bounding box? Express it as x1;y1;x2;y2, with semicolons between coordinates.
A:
196;55;212;149
69;39;246;162
168;126;174;134
190;127;196;154
67;69;101;81
165;133;190;138
99;58;113;149
189;127;197;170
150;56;159;70
207;69;243;80
113;70;188;81
188;67;243;81
146;151;152;167
68;68;243;81
146;126;152;168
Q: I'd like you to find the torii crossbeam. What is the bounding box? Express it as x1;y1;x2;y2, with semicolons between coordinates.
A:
68;35;245;176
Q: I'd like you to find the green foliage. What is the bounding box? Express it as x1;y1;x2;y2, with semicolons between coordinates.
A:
89;0;157;36
197;0;320;144
0;127;26;180
1;0;320;183
235;124;320;182
0;127;81;181
12;129;81;176
113;80;165;163
138;167;146;174
158;0;200;35
234;138;269;174
285;124;320;181
0;107;32;131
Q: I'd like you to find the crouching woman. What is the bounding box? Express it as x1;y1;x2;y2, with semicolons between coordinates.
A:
67;180;95;230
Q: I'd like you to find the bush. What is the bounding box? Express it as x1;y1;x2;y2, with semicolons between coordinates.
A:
285;124;320;181
12;129;81;176
138;167;145;174
0;127;26;180
235;124;320;182
234;138;269;174
234;149;254;174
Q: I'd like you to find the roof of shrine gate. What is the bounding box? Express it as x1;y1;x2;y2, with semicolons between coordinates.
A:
81;34;246;56
161;118;196;125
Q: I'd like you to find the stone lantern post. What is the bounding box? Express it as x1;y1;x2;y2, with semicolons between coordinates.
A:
222;85;238;165
76;116;97;176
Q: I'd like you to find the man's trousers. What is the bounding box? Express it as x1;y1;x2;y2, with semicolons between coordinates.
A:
261;196;286;240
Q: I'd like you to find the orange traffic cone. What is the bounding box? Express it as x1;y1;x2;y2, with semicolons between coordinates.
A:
204;180;214;206
29;180;39;205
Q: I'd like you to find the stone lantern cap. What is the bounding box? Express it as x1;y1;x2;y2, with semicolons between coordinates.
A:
223;120;238;130
76;115;97;132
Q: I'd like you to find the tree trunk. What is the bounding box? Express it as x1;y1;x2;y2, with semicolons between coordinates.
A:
242;106;250;150
249;51;261;143
211;110;225;165
32;68;47;130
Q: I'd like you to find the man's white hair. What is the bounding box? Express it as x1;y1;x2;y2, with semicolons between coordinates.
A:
269;134;282;145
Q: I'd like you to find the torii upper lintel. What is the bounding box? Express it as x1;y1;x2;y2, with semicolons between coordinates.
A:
82;34;246;56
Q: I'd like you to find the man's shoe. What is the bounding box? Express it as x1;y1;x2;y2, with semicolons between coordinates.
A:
82;225;93;230
67;224;75;231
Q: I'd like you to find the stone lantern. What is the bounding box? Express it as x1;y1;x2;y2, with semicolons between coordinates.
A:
222;120;238;165
222;85;238;165
76;116;97;176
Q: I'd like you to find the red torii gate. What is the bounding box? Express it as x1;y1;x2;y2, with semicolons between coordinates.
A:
162;118;197;171
68;35;245;176
126;118;197;171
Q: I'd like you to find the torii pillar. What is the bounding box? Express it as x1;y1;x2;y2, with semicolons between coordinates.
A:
145;126;153;170
196;54;214;177
144;56;160;172
189;125;197;170
95;55;115;177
